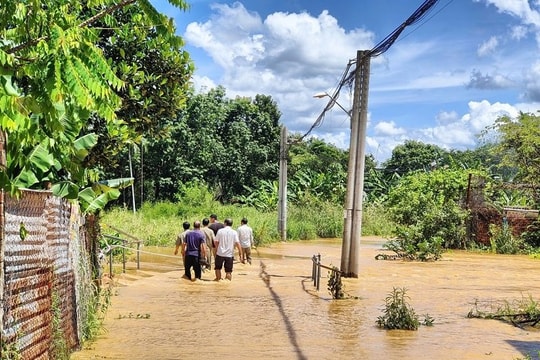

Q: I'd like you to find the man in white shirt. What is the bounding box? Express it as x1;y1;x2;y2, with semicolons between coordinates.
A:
214;218;243;281
237;217;254;264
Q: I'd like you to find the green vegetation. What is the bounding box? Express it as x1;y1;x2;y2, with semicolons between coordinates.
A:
102;184;383;246
514;352;540;360
80;284;113;343
491;113;540;204
51;292;69;360
1;340;21;360
376;287;434;330
383;140;446;174
327;267;345;299
468;294;540;329
383;168;477;260
489;223;526;254
0;0;192;214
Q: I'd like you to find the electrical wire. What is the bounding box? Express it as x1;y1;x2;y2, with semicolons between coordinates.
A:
290;59;355;145
299;0;444;140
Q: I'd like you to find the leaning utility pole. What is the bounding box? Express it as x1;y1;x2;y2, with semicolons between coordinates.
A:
278;126;288;241
339;0;440;277
341;50;370;277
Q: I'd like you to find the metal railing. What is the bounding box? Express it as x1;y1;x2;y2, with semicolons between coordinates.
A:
311;254;343;291
103;234;141;276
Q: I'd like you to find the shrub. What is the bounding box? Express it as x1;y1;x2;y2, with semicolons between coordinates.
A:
489;223;524;254
362;202;394;237
522;219;540;248
376;287;433;330
385;169;475;259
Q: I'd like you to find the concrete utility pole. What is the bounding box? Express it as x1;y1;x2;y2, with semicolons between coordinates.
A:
341;50;371;277
278;126;288;241
314;0;440;277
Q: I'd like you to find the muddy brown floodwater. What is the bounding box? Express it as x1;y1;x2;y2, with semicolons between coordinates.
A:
70;237;540;360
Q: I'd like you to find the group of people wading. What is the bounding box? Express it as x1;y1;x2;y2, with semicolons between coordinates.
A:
173;214;254;281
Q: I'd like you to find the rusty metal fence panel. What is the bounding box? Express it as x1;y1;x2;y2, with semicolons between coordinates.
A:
2;189;92;359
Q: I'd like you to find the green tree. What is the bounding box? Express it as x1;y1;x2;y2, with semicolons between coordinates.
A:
385;168;480;259
491;112;540;205
289;137;348;175
0;0;189;211
286;136;349;205
141;87;281;202
85;4;193;171
383;140;447;175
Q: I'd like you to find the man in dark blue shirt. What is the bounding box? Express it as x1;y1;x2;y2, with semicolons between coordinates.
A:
182;220;207;280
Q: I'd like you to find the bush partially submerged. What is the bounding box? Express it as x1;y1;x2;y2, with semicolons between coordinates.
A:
376;287;434;330
468;295;540;329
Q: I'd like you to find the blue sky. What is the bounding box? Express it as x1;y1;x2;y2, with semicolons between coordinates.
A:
151;0;540;163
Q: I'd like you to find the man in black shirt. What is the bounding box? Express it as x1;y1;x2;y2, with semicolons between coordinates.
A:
208;214;225;236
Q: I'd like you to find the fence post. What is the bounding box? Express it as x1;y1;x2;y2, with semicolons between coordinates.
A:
137;241;140;270
122;240;126;273
312;255;317;284
315;254;321;291
109;251;113;277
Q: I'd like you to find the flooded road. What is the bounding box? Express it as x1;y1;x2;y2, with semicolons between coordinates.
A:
70;237;540;360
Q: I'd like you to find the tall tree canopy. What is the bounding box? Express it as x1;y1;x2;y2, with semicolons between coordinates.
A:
0;0;191;210
138;86;282;203
85;4;193;170
492;112;540;205
383;140;446;175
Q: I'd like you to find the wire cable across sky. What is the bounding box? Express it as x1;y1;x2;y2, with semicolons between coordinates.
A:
300;0;443;141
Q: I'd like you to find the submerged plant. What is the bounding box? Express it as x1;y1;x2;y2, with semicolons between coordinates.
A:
468;294;540;329
327;266;345;299
376;287;434;330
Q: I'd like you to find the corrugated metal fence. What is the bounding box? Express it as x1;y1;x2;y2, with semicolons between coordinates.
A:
2;189;94;359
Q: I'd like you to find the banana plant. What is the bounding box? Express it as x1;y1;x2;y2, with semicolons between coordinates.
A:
52;177;133;214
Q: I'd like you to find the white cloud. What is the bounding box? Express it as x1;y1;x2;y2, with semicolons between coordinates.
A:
185;3;374;86
192;75;217;93
366;135;408;164
511;25;529;39
482;0;540;26
366;100;521;163
181;1;540;165
185;3;265;69
523;60;540;101
436;111;459;125
423;100;519;149
477;36;499;57
311;131;350;150
467;69;514;89
374;121;406;136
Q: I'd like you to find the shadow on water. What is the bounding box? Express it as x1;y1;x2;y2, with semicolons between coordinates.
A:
506;340;540;359
259;261;308;360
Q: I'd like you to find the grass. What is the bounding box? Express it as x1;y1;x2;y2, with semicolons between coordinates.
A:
101;199;394;247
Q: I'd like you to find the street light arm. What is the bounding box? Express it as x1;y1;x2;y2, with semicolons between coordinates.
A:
313;92;351;116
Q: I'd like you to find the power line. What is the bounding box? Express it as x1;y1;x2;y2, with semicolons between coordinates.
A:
291;60;354;145
344;0;441;85
298;0;444;142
